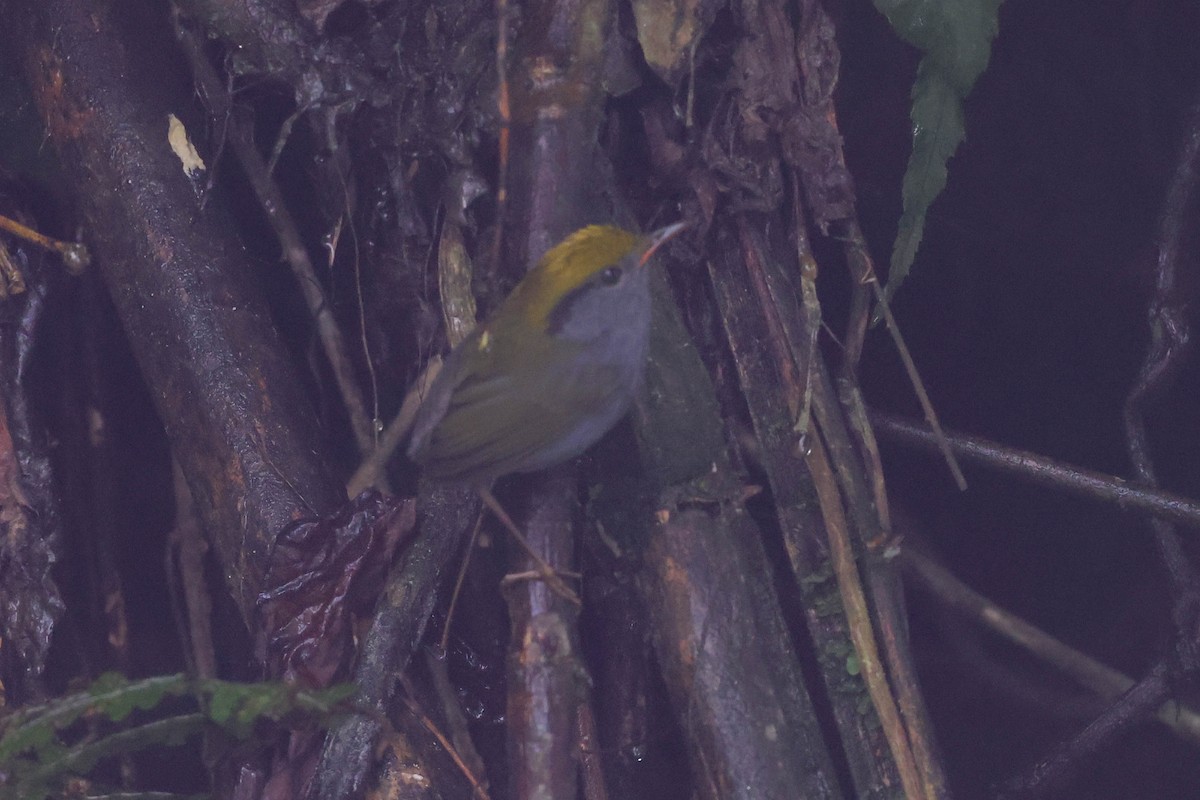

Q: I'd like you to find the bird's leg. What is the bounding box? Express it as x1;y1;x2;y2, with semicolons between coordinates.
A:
477;487;581;606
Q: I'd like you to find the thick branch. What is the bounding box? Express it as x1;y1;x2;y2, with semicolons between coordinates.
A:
8;0;344;624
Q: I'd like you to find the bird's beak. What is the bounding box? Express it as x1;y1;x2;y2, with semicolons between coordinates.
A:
638;221;688;268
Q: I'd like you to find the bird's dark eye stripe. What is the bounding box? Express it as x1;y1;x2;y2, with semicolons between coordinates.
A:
545;265;623;334
546;283;589;334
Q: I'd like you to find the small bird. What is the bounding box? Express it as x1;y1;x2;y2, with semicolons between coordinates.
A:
408;222;684;603
409;222;686;485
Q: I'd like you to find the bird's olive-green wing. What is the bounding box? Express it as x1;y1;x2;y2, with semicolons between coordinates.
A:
416;334;622;483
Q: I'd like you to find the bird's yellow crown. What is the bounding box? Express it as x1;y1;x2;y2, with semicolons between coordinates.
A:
504;225;642;330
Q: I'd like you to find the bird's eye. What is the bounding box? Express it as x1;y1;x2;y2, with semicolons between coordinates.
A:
598;266;622;286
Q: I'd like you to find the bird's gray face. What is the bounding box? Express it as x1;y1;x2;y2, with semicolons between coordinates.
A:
545;253;653;353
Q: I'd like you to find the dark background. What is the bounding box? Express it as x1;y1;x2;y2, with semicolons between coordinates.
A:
843;0;1200;795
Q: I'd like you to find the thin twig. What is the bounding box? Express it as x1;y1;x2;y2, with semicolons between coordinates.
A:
175;24;377;459
400;694;493;799
491;0;511;269
904;549;1200;745
850;231;966;490
871;410;1200;530
167;460;217;679
347;218;480;495
0;213;90;272
1122;92;1200;604
789;177;820;449
804;423;925;799
342;162;381;449
347;357;442;496
440;511;484;652
577;701;610;800
266;107;303;175
479;488;581;606
999;664;1173;799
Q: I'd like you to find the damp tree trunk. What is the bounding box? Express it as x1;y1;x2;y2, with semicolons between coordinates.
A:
5;0;1200;799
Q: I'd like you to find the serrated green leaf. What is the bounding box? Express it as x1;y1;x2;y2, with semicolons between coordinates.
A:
22;714;209;794
1;673;362;798
874;0;1000;91
310;682;357;709
1;675;188;764
234;683;289;725
199;679;357;738
887;67;964;297
872;0;1002;306
0;714;58;762
88;672;130;696
202;679;254;726
97;674;189;723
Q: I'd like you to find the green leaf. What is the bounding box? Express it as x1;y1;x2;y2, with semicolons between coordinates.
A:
19;714;209;797
199;679;356;738
88;671;130;696
1;675;189;763
0;712;59;762
872;0;1002;306
306;682;358;711
0;673;361;799
202;682;240;727
874;0;1000;91
100;674;189;723
887;66;963;297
